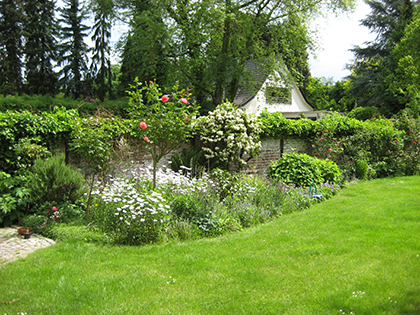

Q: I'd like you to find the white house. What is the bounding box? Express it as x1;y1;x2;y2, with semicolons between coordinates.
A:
233;64;324;120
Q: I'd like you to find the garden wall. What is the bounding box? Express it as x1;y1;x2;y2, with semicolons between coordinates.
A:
121;137;309;175
247;138;308;174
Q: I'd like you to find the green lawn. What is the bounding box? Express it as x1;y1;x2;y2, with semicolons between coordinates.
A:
1;176;420;314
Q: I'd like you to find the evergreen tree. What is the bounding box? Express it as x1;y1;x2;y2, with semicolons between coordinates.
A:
0;0;23;95
119;0;170;96
90;0;114;102
347;0;416;116
22;0;58;95
58;0;91;99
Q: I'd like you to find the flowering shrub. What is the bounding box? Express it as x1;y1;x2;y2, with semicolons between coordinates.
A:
126;80;199;189
394;111;420;175
193;101;261;171
84;161;343;245
310;130;345;165
90;177;171;245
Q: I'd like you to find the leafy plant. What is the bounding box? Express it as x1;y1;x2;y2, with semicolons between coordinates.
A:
267;153;342;186
69;109;129;219
0;172;31;226
348;106;381;120
26;155;86;209
170;147;206;178
20;214;46;234
355;159;369;180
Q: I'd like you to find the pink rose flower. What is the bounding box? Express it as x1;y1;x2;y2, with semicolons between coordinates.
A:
52;206;57;211
140;122;147;129
144;137;149;141
180;98;188;104
161;95;169;103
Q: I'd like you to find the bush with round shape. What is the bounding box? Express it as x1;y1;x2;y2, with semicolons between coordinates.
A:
267;153;342;186
26;155;86;209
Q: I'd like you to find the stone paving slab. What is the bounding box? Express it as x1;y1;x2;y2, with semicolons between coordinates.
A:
0;227;55;266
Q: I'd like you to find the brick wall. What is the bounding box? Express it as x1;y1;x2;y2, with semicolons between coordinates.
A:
247;138;308;174
65;137;309;175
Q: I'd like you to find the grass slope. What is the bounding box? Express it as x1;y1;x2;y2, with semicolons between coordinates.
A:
1;176;419;314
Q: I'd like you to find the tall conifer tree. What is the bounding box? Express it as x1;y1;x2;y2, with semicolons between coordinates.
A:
58;0;91;99
119;0;170;95
0;0;23;94
90;0;114;102
22;0;58;95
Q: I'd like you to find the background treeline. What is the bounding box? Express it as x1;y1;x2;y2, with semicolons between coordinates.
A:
2;0;420;117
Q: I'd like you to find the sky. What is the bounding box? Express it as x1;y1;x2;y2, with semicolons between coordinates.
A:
309;0;376;82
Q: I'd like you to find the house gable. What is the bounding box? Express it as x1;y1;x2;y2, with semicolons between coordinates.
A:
234;66;323;120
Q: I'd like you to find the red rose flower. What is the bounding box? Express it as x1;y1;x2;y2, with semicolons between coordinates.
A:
328;148;332;152
180;98;188;104
161;95;169;103
414;141;417;145
144;137;149;141
140;122;147;129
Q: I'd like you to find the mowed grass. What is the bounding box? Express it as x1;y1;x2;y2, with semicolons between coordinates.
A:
1;176;420;314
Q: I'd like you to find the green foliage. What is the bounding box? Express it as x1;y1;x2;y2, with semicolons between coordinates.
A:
0;0;23;95
386;9;420;117
13;137;51;171
170;147;206;178
20;214;46;233
355;159;369;180
193;101;261;171
267;153;342;186
0;107;78;174
0;172;30;226
309;130;345;165
57;0;91;99
343;119;404;177
305;77;335;110
170;192;224;237
259;111;415;179
22;0;57;95
127;80;199;189
0;94;130;117
26;155;86;208
347;0;416;116
48;224;110;244
348;106;381;121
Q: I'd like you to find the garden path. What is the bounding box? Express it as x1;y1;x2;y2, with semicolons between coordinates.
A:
0;227;55;266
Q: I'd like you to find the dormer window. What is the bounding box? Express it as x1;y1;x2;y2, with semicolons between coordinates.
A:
265;86;291;104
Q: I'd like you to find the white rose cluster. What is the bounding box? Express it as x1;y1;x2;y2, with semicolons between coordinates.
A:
194;101;262;170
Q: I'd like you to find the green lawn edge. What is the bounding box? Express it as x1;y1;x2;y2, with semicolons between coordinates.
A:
1;176;419;314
